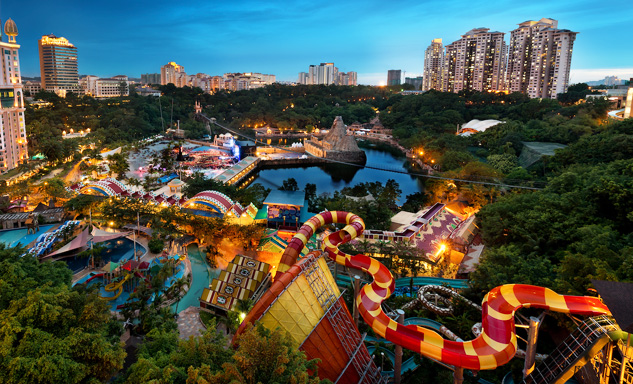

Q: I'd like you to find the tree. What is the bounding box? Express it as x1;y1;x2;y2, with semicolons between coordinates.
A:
107;152;130;178
280;177;299;191
187;323;328;384
0;245;125;383
125;320;232;384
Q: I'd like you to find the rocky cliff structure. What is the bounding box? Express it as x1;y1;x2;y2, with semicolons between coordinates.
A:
304;116;366;164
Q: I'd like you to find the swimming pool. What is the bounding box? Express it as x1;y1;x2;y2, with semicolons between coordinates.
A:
58;238;146;273
0;225;56;248
172;244;219;313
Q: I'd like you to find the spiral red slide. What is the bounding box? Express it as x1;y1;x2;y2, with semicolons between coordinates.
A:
277;211;611;370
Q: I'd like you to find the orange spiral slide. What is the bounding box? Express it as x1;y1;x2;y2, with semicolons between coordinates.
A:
276;211;611;370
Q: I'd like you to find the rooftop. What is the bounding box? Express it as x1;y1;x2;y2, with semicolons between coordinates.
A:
263;190;306;207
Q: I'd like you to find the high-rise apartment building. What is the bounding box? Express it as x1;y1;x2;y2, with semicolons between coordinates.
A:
161;62;185;86
387;70;401;86
38;34;79;95
141;73;160;85
506;18;577;98
301;63;355;85
442;28;506;93
336;71;357;86
298;72;308;85
422;38;444;91
0;18;29;172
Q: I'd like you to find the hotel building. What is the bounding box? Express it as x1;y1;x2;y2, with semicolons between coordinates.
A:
0;18;28;172
38;34;80;95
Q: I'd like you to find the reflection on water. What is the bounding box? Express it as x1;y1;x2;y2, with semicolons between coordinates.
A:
248;147;424;204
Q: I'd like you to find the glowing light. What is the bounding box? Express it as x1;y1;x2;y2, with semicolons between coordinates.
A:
109;221;114;226
40;35;76;48
239;312;246;321
419;150;424;156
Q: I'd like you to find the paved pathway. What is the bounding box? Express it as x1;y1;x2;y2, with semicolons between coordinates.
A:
177;306;206;339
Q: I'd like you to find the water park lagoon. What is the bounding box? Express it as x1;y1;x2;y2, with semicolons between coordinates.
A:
74;255;185;311
60;237;145;273
0;224;55;248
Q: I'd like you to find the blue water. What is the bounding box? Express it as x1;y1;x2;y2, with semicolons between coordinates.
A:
58;238;146;273
172;244;219;313
249;147;424;204
0;225;56;248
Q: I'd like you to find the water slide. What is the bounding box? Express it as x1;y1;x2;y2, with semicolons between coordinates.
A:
100;273;132;301
335;273;468;291
277;211;612;371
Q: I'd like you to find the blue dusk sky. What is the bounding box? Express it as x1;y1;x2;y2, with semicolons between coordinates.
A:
2;0;632;85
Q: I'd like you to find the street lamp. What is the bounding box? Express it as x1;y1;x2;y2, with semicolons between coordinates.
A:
381;352;385;371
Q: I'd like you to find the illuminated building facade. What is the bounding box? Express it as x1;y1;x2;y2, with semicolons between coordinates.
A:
422;38;444;91
387;69;401;86
81;75;129;98
625;83;633;119
507;18;577;99
160;62;185;86
442;28;506;93
0;18;29;172
38;34;80;95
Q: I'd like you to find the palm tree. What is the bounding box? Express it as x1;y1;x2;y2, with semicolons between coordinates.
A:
171;276;191;314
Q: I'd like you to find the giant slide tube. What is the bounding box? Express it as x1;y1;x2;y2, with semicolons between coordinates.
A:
277;211;611;371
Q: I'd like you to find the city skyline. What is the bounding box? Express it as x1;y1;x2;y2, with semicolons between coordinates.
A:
2;0;633;85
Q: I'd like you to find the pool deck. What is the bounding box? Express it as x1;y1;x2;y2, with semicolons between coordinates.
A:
176;306;206;339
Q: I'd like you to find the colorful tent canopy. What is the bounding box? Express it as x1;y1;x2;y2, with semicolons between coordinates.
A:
47;227;90;257
101;261;119;273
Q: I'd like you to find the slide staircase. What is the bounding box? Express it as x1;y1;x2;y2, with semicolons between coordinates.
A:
523;316;619;384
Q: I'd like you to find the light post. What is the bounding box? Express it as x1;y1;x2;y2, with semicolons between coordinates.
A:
381;352;385;371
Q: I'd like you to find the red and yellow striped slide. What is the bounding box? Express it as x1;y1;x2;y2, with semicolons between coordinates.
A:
277;211;611;370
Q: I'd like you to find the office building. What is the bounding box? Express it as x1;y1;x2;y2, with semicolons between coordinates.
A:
422;38;444;91
0;18;29;172
387;70;401;86
506;18;577;98
161;62;185;86
405;76;424;90
442;28;506;93
141;73;160;85
38;34;80;95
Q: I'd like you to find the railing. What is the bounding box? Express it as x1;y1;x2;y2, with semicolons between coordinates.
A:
524;316;619;384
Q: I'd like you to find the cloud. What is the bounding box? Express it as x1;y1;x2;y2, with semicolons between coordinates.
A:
570;68;633;83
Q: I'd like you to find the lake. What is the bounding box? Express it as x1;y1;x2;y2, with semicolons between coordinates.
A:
245;142;425;204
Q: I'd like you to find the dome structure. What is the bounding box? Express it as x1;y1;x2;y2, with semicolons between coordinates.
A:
4;18;17;43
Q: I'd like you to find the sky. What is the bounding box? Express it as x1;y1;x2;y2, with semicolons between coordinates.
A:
3;0;633;85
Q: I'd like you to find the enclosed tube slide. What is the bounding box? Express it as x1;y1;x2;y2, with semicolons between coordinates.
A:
277;211;611;371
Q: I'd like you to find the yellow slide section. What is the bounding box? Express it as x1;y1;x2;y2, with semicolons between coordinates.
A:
100;273;132;301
